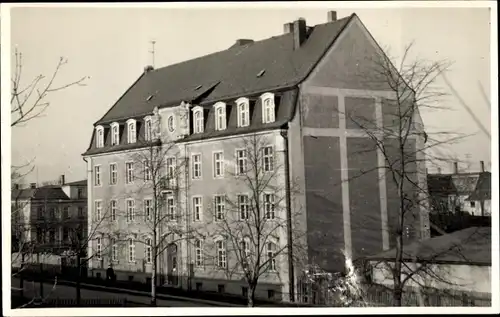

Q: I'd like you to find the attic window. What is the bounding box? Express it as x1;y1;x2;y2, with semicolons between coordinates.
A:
257;69;266;78
146;95;154;101
194;85;203;91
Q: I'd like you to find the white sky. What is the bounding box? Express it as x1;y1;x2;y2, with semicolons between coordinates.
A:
5;3;493;183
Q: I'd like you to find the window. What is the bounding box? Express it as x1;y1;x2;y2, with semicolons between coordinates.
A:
236;98;250;127
241;238;251;265
195;239;203;267
95;200;102;221
63;228;69;242
214;195;225;221
37;207;44;219
145;238;152;263
145;117;152;141
242;287;248;298
262;146;274;172
94;165;101;186
193;109;204;134
238;195;249;220
214;103;226;131
37;228;43;243
166;157;176;180
216;239;226;268
78;207;84;218
111;123;120;146
193;196;203;221
128;239;135;262
167;197;176;221
126;199;135;222
127;120;137;143
268;289;275;300
218;284;225;293
111;238;118;262
192;154;202;179
111;200;117;221
144;161;152;181
262;93;275;123
470;201;476;208
96;237;102;259
264;194;275;219
62;206;69;219
96;126;104;148
77;187;84;199
109;163;117;185
267;242;277;271
144;199;152;221
126;162;134;184
236;150;247;175
49;207;56;219
213;152;224;178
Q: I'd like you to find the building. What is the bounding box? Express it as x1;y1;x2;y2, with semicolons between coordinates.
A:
82;11;429;302
366;227;491;306
428;161;492;217
11;176;88;256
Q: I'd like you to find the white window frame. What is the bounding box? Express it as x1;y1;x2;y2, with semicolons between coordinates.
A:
235;149;247;175
266;241;277;271
94;200;102;222
241;237;251;269
111;200;117;222
213;151;224;178
216;239;227;269
262;146;274;172
238;194;250;220
193;106;204;134
264;193;275;220
125;162;134;184
127;119;137;144
94;165;102;186
96;236;102;260
261;92;276;124
166;157;177;180
109;163;117;185
128;238;135;262
214;102;227;131
195;239;204;267
144;199;152;221
192;196;203;222
236;97;250;127
95;126;104;148
144;116;152;141
126;199;135;223
214;195;226;222
144;160;152;182
145;238;152;264
192;154;202;180
167;196;176;221
110;122;120;146
111;238;118;262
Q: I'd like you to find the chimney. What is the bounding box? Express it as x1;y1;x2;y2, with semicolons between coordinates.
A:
284;22;294;34
480;161;485;172
60;175;65;185
453;162;458;174
293;18;307;50
30;183;37;189
327;11;338;22
144;65;154;73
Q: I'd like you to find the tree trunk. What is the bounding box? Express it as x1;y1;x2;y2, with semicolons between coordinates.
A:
76;253;81;306
151;235;157;306
248;283;257;307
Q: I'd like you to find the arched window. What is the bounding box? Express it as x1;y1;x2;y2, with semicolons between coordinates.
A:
110;122;120;145
127;119;137;143
214;102;226;131
193;107;204;134
195;239;203;267
95;126;104;148
261;93;275;124
144;116;152;141
236;97;250;127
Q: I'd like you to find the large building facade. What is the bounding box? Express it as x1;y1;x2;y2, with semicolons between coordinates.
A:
83;11;430;302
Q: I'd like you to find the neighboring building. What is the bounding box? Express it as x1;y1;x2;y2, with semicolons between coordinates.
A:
11;176;88;255
82;11;429;302
366;227;491;305
428;161;492;216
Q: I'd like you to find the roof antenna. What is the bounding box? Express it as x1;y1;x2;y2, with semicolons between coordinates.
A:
149;40;156;68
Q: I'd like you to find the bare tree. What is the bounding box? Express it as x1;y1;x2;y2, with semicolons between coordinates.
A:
203;133;305;307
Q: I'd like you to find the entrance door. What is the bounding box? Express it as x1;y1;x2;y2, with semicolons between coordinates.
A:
166;243;178;286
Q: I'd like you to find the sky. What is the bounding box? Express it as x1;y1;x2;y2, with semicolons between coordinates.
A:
5;3;493;184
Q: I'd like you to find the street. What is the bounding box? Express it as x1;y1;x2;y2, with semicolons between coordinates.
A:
11;278;214;307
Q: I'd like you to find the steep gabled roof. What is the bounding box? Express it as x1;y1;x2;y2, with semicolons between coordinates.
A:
95;15;354;125
11;186;70;201
467;172;491;201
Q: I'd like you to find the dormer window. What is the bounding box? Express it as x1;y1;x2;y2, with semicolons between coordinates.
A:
95;126;104;148
110;122;120;146
127;119;137;144
261;92;275;124
144;116;152;141
193;107;204;134
214;102;226;131
236;98;250;127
